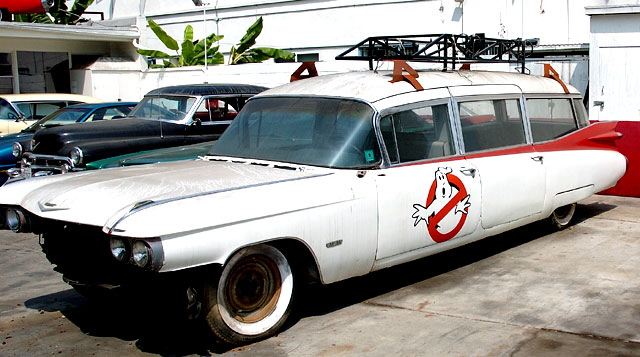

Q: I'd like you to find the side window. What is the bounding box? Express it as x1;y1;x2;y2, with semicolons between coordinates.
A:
572;98;589;128
102;107;130;120
15;103;33;118
380;103;453;164
193;98;239;123
527;98;578;142
459;99;526;153
85;108;107;121
34;103;65;119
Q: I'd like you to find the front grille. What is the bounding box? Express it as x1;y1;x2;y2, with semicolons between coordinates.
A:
20;152;75;177
40;223;147;287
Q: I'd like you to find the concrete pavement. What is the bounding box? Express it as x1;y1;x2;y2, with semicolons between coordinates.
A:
1;194;639;356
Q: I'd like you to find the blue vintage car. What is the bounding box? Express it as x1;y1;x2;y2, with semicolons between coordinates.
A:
1;102;136;184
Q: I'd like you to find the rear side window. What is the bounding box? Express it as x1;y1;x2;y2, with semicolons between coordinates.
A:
16;102;67;119
192;98;239;123
527;98;578;142
572;99;589;128
459;99;526;153
380;103;454;164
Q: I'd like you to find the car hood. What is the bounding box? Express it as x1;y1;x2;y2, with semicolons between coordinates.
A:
31;118;169;153
1;158;350;235
86;142;213;169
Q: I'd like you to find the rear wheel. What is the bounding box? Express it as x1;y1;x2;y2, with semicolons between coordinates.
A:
204;245;294;345
550;203;576;229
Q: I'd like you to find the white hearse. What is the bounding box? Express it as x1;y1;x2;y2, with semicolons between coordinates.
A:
0;35;626;345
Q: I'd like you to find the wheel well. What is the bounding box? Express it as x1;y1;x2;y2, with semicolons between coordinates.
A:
268;239;321;285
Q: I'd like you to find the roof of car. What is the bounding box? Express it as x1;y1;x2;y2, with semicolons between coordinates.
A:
61;102;137;109
145;84;268;97
0;93;102;103
260;70;580;103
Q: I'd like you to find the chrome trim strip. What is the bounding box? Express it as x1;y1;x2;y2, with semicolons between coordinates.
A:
107;171;334;234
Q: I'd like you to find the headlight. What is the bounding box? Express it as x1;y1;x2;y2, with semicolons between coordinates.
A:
5;208;29;233
110;237;128;262
132;240;151;267
12;142;22;158
69;147;83;165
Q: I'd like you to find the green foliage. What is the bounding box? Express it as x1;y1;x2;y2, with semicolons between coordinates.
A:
229;17;295;64
138;20;225;68
14;0;94;25
140;16;294;68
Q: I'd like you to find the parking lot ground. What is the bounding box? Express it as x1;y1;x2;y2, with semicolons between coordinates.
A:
1;194;639;356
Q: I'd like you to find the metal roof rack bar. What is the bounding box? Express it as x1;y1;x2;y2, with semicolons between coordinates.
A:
335;33;532;72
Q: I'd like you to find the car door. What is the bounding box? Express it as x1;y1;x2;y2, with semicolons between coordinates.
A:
456;95;546;229
375;100;482;262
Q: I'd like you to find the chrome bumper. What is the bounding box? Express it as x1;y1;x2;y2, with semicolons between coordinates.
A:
8;152;80;179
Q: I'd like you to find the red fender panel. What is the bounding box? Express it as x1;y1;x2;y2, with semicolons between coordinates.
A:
598;120;640;197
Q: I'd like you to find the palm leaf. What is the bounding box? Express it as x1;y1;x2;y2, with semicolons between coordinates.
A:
235;17;263;55
148;19;179;51
136;49;174;59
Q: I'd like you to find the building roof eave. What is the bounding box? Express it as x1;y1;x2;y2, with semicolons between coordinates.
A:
585;5;640;15
0;22;139;42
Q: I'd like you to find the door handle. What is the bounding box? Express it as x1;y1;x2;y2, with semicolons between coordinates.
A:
531;156;544;164
459;168;476;178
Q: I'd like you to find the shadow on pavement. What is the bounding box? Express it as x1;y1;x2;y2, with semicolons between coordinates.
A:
21;201;615;355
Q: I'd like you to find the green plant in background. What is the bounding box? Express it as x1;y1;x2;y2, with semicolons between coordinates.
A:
137;19;224;68
14;0;94;25
139;16;295;68
228;17;295;64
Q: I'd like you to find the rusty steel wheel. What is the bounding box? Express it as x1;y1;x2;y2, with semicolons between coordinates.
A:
550;203;576;229
204;245;294;345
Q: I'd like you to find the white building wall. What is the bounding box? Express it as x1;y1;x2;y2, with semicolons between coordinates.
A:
87;0;590;62
75;0;593;100
586;1;640;121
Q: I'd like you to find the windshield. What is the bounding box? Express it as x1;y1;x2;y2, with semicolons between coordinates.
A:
129;95;197;121
0;99;20;120
23;107;92;132
210;97;381;169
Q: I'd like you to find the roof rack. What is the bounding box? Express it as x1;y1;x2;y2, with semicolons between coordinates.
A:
335;33;533;72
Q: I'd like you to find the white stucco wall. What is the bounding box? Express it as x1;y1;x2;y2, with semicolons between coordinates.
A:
586;2;640;121
87;0;590;62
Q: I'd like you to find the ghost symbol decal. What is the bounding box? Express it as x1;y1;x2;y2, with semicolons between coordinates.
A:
412;167;471;243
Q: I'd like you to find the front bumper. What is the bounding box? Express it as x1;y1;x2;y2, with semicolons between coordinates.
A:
8;152;82;179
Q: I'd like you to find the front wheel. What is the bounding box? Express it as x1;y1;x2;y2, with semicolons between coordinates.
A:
204;245;294;345
550;203;576;229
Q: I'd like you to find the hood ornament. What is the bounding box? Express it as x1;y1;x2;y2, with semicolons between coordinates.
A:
38;201;69;212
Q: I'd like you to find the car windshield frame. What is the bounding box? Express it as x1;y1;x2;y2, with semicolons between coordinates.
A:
209;96;382;169
128;95;198;122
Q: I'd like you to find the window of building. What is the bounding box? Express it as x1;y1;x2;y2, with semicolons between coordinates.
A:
0;53;13;94
527;98;578;142
17;51;69;93
380;103;454;164
459;98;526;153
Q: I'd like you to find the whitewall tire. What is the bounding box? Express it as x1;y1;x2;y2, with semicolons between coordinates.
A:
550;203;576;229
204;244;294;344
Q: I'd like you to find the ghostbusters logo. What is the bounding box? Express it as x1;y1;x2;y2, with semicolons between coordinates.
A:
412;167;471;243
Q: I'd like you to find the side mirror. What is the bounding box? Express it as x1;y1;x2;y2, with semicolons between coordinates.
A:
192;118;202;126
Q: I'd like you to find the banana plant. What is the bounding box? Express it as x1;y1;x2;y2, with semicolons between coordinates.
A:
228;17;295;64
14;0;94;25
137;19;224;68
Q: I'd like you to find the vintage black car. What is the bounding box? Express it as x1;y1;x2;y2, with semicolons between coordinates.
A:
12;84;266;177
